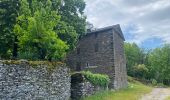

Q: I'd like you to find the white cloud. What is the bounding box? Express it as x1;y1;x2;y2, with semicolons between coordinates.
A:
84;0;170;45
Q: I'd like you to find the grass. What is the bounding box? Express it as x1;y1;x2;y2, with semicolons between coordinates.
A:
83;78;152;100
166;96;170;100
166;88;170;100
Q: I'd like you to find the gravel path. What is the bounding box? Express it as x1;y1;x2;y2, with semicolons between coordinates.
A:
141;88;170;100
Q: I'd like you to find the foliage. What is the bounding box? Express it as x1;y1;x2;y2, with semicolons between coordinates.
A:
127;76;138;84
125;43;170;85
147;44;170;84
151;79;157;86
55;21;78;50
14;0;68;60
133;64;149;78
83;81;152;100
124;43;145;76
157;83;165;87
0;0;20;58
41;0;86;49
58;0;87;37
0;0;86;59
81;71;110;87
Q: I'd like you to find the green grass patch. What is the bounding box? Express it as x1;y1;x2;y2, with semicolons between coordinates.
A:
166;96;170;100
83;78;152;100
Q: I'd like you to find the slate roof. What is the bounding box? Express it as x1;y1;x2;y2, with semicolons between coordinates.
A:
86;24;125;41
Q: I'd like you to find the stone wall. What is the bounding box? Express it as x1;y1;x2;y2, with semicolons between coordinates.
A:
0;60;70;100
67;25;128;89
71;73;106;100
113;28;128;89
67;29;116;88
67;29;115;70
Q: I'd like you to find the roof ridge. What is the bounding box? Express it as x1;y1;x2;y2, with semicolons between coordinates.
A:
86;24;125;41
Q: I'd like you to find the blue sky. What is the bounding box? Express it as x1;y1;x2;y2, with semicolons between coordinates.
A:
84;0;170;49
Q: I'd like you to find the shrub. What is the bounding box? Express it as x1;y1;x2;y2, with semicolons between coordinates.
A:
133;64;148;78
128;76;137;83
81;71;110;87
151;79;157;86
157;83;165;87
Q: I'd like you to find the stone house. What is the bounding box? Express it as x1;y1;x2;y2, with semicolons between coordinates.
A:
67;24;127;89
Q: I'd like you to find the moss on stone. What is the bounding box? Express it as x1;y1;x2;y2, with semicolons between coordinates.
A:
1;60;21;65
0;60;65;72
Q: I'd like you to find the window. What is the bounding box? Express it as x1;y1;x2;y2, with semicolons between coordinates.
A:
95;43;99;52
86;63;89;67
77;48;80;54
76;62;81;71
95;33;98;38
110;42;113;49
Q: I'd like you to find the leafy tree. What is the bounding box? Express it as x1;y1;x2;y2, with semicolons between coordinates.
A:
133;64;148;79
148;44;170;84
56;0;86;37
55;21;78;50
46;0;86;50
0;0;20;58
28;0;85;50
14;0;68;60
0;0;86;59
125;42;170;85
124;42;145;76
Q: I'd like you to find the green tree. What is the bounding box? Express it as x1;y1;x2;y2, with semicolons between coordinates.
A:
124;42;145;76
59;0;86;37
0;0;20;58
14;0;68;60
48;0;86;50
148;44;170;84
28;0;85;50
133;64;149;79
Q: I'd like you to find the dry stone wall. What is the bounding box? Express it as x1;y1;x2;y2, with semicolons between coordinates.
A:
0;60;70;100
71;73;106;100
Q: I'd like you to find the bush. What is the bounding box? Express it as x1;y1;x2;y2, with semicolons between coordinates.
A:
157;83;165;87
81;71;110;87
151;79;157;86
133;64;148;78
128;76;137;83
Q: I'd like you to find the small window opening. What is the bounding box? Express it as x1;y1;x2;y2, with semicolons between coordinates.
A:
95;43;99;52
86;63;89;67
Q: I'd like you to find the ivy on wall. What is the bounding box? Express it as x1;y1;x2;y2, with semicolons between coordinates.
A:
81;71;110;87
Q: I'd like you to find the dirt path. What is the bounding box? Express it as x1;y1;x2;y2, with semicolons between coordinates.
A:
141;88;170;100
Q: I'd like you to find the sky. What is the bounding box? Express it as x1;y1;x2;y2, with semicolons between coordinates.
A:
84;0;170;49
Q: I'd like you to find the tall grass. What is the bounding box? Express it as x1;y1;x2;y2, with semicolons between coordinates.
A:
83;78;152;100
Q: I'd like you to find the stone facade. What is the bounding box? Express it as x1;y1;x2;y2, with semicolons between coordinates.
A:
67;24;128;89
71;73;106;100
0;60;70;100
